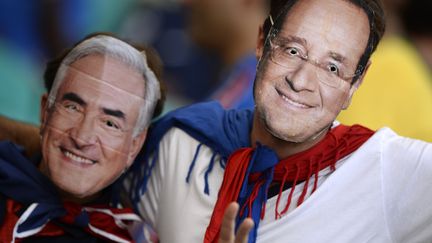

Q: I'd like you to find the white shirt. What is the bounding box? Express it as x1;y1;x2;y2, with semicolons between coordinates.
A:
126;126;432;243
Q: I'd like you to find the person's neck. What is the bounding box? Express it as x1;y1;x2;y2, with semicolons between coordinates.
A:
250;114;329;159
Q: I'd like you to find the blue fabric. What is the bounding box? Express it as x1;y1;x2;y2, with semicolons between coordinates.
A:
236;144;278;242
186;143;203;183
204;152;218;195
0;141;93;236
128;101;253;205
127;101;280;243
147;101;253;157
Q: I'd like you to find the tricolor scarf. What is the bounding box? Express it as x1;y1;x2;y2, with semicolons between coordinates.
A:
0;141;141;243
126;101;374;243
204;124;374;243
127;101;253;206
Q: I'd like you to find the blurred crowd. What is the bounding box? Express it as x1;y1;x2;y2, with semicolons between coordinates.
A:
0;0;431;140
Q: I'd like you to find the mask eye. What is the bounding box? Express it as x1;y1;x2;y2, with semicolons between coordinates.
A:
328;64;339;75
286;47;299;56
65;104;78;111
62;102;81;113
104;119;120;130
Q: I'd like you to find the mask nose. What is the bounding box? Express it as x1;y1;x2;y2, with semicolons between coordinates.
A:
70;115;98;148
285;62;318;92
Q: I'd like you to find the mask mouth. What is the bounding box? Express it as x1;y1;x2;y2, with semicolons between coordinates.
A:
275;87;313;109
59;146;98;165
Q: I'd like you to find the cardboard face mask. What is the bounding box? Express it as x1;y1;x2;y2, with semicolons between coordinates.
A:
39;55;147;201
253;0;370;144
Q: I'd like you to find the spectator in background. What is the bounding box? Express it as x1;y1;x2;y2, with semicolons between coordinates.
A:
0;0;135;125
337;0;432;141
181;0;267;108
0;0;45;125
402;0;432;70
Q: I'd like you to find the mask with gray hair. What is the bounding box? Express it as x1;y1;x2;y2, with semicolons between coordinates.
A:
47;35;161;137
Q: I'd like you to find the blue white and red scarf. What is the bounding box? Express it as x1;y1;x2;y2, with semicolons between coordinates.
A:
0;141;142;242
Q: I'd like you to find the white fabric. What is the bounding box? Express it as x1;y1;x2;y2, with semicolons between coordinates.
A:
126;126;432;243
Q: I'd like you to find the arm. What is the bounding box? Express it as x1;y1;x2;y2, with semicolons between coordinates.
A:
0;115;40;157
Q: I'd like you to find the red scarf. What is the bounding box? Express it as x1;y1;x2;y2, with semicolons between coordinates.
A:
0;199;140;242
204;124;374;243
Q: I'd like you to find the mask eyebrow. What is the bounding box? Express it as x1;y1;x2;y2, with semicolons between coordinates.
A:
61;92;126;121
277;35;308;47
61;92;86;106
102;108;126;121
328;51;347;64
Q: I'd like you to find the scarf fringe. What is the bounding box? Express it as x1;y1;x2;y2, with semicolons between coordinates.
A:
204;124;374;243
186;143;203;183
297;160;312;206
312;155;323;193
204;152;218;195
279;164;300;218
219;157;227;169
129;143;160;207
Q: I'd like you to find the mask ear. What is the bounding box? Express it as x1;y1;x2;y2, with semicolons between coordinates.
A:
342;60;371;109
126;128;148;168
256;24;266;61
40;94;49;133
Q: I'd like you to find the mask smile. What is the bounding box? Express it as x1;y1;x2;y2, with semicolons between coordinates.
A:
60;147;97;166
275;87;313;109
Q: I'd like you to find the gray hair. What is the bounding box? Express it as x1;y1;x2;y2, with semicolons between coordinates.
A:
47;35;161;137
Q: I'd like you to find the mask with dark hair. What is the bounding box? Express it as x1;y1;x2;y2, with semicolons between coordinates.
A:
262;0;386;83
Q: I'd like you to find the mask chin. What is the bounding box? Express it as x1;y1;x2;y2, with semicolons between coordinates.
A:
267;119;332;144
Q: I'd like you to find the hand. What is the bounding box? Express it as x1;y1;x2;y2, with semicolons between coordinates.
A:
218;202;254;243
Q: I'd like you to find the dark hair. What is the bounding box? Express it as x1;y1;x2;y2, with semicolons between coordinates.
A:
43;32;166;119
262;0;386;83
402;0;432;35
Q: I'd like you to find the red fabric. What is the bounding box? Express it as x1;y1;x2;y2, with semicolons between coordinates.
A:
0;199;136;242
203;148;253;240
204;124;374;243
1;200;24;242
0;200;65;243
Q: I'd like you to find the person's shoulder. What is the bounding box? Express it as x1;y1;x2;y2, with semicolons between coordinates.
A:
160;126;198;146
0;140;20;148
0;140;25;157
149;100;252;145
375;127;431;144
374;127;432;160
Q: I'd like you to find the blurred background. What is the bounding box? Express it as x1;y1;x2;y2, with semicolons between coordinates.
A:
0;0;431;141
0;0;211;125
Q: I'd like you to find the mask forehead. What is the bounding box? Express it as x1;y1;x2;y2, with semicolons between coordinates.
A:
44;56;147;141
53;65;145;120
278;0;370;67
68;54;146;99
